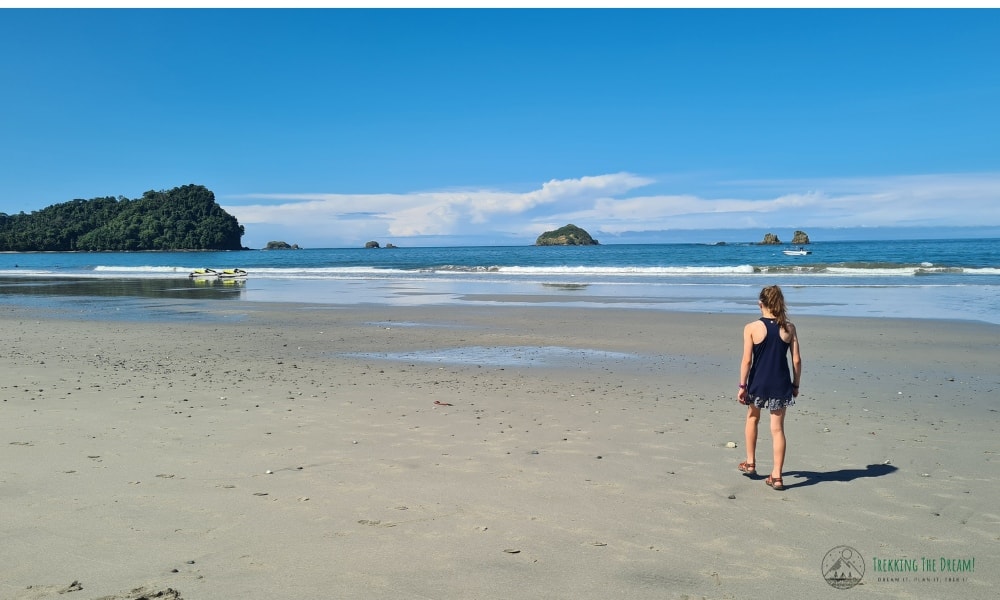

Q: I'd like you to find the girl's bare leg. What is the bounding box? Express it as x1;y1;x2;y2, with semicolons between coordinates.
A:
744;405;761;466
769;408;787;478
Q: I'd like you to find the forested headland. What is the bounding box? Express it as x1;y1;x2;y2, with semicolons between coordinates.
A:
0;184;245;251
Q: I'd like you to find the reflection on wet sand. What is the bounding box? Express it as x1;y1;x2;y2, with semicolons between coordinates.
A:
0;276;245;300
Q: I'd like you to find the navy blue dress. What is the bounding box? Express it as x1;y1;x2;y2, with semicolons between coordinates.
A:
747;318;796;411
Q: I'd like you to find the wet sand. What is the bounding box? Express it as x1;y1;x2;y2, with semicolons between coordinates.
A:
1;303;997;599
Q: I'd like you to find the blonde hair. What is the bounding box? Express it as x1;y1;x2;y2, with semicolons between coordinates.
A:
759;285;790;332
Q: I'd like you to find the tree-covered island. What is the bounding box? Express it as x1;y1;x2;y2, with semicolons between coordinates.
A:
0;184;245;251
535;224;599;246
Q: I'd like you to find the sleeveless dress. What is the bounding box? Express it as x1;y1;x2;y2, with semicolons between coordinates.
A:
747;317;796;411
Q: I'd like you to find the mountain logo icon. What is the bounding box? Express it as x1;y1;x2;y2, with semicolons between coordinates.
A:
822;545;865;589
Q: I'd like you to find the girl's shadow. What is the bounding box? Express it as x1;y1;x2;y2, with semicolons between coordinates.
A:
775;463;899;489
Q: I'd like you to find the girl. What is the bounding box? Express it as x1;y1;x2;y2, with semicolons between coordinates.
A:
737;285;802;491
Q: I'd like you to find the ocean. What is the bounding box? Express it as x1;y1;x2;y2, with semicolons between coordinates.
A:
1;238;998;324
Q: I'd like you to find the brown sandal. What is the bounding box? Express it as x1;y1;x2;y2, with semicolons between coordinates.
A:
737;461;756;475
765;475;785;491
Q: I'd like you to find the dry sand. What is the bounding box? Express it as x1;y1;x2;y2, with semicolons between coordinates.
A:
1;303;997;599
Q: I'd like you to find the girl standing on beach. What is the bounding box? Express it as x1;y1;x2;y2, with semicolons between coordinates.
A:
737;285;802;491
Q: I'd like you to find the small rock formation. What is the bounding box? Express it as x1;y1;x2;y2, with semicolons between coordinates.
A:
535;224;599;246
364;241;380;249
264;240;300;250
760;233;781;245
791;230;810;245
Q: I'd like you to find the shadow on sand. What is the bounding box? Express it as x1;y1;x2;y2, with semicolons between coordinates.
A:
778;463;899;489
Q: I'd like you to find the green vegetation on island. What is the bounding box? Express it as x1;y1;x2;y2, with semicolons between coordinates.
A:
535;224;599;246
0;184;245;251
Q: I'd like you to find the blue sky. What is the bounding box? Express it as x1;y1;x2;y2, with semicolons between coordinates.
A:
2;8;999;248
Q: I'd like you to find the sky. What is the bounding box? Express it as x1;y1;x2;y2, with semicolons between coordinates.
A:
1;8;999;248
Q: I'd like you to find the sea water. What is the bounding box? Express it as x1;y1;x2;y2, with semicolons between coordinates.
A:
1;238;998;324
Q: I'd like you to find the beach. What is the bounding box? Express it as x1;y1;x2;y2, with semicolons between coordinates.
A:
1;302;997;599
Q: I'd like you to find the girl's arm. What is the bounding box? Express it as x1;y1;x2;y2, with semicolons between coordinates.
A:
789;323;802;397
737;323;754;404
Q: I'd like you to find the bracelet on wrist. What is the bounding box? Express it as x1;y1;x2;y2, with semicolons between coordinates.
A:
738;384;747;389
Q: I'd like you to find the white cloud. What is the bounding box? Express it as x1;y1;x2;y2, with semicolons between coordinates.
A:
222;171;1000;247
223;172;654;244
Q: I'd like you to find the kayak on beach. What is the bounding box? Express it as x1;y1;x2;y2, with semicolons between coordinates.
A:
189;268;247;279
217;268;248;279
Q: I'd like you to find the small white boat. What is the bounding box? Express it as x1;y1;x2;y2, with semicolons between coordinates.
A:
782;247;812;256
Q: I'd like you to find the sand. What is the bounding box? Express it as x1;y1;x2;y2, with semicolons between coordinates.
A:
1;303;997;599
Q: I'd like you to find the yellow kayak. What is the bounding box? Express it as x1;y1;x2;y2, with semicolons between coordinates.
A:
189;268;218;278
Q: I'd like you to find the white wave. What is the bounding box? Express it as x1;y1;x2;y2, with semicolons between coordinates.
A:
962;267;1000;275
93;265;201;274
13;263;1000;281
0;269;55;276
825;266;928;276
499;265;758;276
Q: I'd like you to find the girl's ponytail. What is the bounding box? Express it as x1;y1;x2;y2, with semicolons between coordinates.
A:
759;285;789;332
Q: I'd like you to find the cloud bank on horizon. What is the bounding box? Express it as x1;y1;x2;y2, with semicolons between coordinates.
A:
223;171;1000;247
